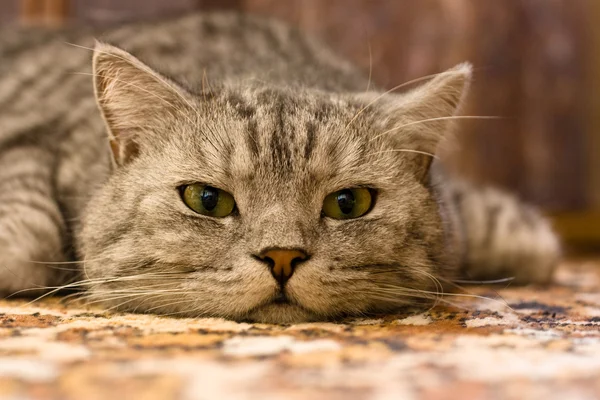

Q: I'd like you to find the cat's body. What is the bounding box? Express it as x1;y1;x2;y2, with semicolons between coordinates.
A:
0;13;559;323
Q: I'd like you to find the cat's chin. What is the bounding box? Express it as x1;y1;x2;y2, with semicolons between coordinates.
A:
245;303;322;324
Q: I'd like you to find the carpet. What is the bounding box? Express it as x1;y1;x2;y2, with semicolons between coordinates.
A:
0;260;599;399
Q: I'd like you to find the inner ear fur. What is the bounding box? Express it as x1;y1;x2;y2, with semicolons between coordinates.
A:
376;63;472;180
93;41;194;165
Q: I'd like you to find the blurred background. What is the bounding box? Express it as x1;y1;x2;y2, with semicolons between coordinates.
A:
1;0;598;252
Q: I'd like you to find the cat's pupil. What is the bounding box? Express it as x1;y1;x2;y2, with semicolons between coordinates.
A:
201;186;219;211
337;190;355;214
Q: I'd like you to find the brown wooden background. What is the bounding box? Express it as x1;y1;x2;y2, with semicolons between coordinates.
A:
2;0;599;246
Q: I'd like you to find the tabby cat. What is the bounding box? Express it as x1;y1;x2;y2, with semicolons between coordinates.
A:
0;13;559;323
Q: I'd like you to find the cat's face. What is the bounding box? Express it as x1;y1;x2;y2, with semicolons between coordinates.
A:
80;44;470;323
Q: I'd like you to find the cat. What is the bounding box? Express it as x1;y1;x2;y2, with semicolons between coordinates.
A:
0;13;559;323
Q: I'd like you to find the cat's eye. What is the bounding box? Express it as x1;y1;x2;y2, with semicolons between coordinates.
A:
322;188;373;220
181;183;235;217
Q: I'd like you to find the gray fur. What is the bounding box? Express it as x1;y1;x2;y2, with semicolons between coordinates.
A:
0;13;559;323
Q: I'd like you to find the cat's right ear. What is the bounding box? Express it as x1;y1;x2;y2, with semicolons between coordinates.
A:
93;41;194;166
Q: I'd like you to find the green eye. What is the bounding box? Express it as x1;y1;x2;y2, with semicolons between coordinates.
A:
322;188;373;219
181;183;235;217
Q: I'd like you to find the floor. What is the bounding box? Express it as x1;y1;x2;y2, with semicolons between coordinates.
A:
0;261;599;400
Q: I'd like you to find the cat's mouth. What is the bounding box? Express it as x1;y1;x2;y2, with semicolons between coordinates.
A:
272;291;291;305
244;290;318;323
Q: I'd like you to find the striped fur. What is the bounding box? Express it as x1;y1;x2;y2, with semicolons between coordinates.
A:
0;13;559;323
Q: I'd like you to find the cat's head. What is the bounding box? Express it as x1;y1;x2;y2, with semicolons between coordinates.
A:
80;43;471;323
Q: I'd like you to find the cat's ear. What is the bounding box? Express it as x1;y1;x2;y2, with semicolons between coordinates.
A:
379;63;472;180
93;41;194;166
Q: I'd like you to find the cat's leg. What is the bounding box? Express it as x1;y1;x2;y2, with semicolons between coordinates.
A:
0;144;70;297
447;180;560;284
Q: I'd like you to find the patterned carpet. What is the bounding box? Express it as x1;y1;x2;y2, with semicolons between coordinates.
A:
0;261;599;399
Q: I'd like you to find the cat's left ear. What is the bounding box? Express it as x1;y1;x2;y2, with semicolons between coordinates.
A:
375;63;472;180
93;42;194;166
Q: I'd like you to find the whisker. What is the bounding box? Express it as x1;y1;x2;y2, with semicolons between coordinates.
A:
364;149;439;159
377;285;513;311
66;286;184;306
13;260;82;265
83;291;175;306
434;274;511;303
411;269;445;310
452;277;515;284
371;116;502;142
365;35;373;93
101;295;157;312
156;306;214;317
369;292;469;311
143;298;196;313
9;271;190;305
345;70;475;129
